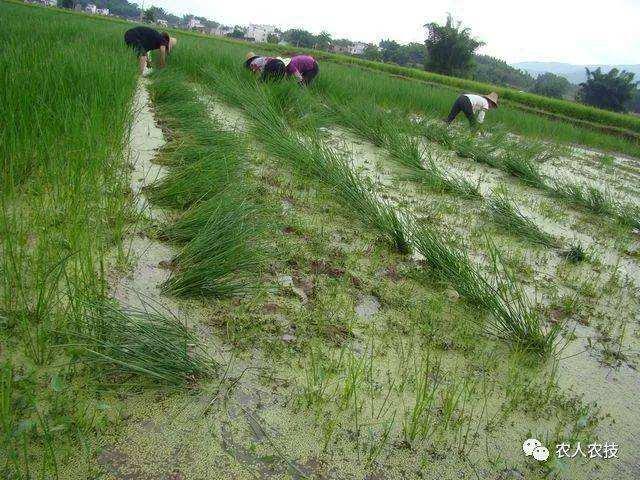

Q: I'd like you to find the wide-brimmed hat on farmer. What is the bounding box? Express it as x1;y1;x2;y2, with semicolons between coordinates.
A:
484;92;499;107
246;51;256;61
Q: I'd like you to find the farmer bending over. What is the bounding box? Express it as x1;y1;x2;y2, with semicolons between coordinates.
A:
244;52;286;82
446;92;498;127
124;26;177;75
284;55;319;86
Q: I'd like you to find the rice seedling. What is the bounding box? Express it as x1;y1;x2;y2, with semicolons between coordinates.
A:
1;3;140;475
146;141;245;209
403;156;482;199
548;180;614;215
385;133;426;172
402;352;440;446
331;102;396;148
487;192;557;247
202;69;412;253
561;243;589;263
146;68;268;298
158;190;234;242
5;7;636;478
411;225;556;356
72;300;215;385
458;135;505;171
327;99;481;200
162;196;265;297
421;118;457;149
501;151;548;188
615;203;640;230
291;134;412;254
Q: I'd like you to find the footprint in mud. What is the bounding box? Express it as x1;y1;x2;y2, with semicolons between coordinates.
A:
355;293;381;320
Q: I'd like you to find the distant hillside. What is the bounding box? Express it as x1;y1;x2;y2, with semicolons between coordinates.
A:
473;55;534;90
514;62;640;84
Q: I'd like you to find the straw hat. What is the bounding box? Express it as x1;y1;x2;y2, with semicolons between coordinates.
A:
484;92;499;107
281;57;291;67
246;51;256;61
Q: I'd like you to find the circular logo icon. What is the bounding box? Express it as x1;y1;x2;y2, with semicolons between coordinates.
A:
523;438;542;456
532;445;550;461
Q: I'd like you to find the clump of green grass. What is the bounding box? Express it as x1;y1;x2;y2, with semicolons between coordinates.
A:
146;140;245;209
73;301;215;386
403;157;482;199
615;203;640;230
411;225;556;356
211;70;412;254
501;151;547;188
162;195;265;297
487;192;557;247
385;133;426;171
148;69;266;297
548;180;613;214
421;118;456;149
561;243;589;263
328;102;480;200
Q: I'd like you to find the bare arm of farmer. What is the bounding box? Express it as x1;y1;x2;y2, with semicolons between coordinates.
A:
158;45;167;69
469;92;498;123
286;56;305;84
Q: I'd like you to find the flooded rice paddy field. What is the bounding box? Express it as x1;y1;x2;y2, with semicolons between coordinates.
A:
75;79;640;480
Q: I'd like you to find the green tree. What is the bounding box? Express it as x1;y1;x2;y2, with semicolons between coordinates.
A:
362;44;382;62
405;42;427;67
228;26;246;39
379;39;408;65
100;0;141;19
314;31;332;50
57;0;76;8
628;88;640;114
282;29;316;48
143;8;156;23
266;33;279;44
532;72;571;99
577;68;638;112
424;14;484;77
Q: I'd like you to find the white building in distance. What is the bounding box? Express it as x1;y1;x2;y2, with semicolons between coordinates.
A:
245;24;278;43
348;42;367;55
211;25;234;37
186;17;205;30
85;3;97;14
156;19;168;27
96;8;109;15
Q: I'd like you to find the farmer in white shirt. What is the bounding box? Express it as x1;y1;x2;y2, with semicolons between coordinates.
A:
445;92;499;127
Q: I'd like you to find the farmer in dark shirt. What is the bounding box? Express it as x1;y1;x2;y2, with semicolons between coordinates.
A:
124;26;177;75
244;52;286;82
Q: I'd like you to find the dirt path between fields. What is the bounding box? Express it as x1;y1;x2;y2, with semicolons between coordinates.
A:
109;79;179;314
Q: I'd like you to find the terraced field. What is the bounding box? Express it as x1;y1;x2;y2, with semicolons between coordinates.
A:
2;2;639;479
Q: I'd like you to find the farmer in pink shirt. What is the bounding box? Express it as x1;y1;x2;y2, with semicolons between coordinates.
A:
284;55;319;86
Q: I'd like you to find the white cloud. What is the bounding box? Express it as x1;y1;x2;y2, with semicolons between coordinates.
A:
141;0;640;64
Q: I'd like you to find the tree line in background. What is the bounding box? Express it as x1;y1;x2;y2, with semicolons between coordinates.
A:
57;1;640;115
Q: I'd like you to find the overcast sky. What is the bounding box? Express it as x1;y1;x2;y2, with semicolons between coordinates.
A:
137;0;639;65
